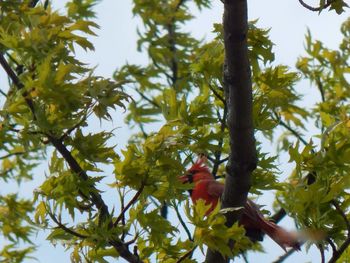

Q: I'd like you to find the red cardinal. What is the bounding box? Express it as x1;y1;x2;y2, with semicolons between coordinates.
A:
180;157;300;251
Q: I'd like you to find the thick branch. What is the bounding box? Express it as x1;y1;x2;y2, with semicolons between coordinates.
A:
205;0;256;261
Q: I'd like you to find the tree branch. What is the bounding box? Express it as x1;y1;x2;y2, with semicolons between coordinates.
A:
114;183;145;227
318;244;325;263
328;237;350;263
176;246;196;263
173;201;193;242
0;53;36;119
327;238;337;255
208;83;226;106
47;208;88;239
0;51;143;263
0;151;26;160
272;245;301;263
135;90;160;108
212;105;227;177
298;0;337;12
331;200;350;237
205;0;256;261
273;111;309;147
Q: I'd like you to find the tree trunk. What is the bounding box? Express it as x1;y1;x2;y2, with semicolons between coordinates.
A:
205;0;256;261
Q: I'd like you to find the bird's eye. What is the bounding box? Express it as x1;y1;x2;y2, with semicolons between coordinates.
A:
186;172;194;183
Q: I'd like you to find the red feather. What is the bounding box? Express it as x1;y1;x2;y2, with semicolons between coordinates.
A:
181;158;300;251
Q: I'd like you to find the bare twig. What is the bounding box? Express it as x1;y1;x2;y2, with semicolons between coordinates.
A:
124;233;139;246
0;89;7;97
208;83;226;105
328;237;350;263
270;208;287;224
114;183;145;227
173;201;193;242
212;105;227;177
47;208;88;239
118;188;127;241
318;244;325;263
315;77;326;103
219;157;229;164
327;238;337;255
241;252;249;263
135;90;160;108
331;200;350;237
273;111;309;147
176;246;196;263
0;152;25;160
298;0;337;12
59;113;90;141
272;245;301;263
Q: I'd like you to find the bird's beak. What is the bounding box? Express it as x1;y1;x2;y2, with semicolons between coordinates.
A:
179;171;194;184
179;175;189;184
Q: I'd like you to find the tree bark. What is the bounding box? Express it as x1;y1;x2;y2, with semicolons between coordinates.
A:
205;0;256;261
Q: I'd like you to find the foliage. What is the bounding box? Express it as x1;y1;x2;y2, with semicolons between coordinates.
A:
0;0;349;262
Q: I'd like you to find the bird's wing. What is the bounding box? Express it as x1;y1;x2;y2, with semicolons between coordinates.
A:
207;180;224;198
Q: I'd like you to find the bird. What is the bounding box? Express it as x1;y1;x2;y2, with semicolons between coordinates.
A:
179;157;300;251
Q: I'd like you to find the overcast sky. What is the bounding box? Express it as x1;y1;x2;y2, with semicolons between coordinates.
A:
1;1;349;262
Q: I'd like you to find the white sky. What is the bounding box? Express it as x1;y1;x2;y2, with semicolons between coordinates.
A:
1;0;349;262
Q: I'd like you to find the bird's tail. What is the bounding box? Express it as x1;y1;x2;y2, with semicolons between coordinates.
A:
243;200;300;251
258;219;300;251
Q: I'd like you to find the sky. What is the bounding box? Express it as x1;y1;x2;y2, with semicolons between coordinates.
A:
0;0;349;262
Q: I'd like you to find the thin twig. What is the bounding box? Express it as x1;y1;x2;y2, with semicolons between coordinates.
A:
270;208;287;224
318;244;325;263
0;53;36;118
298;0;336;12
176;246;196;263
59;113;89;141
208;83;226;105
327;238;337;256
218;157;229;164
118;188;127;241
124;233;139;246
151;57;173;81
315;78;325;103
241;252;249;263
175;0;186;11
0;152;25;160
0;168;14;178
135;90;160;108
331;200;350;237
212;105;227;177
173;202;193;242
273;111;309;147
328;237;350;263
46;208;88;239
272;246;301;263
0;89;7;97
114;183;145;227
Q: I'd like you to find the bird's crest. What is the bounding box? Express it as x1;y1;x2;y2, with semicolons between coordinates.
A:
188;156;210;174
